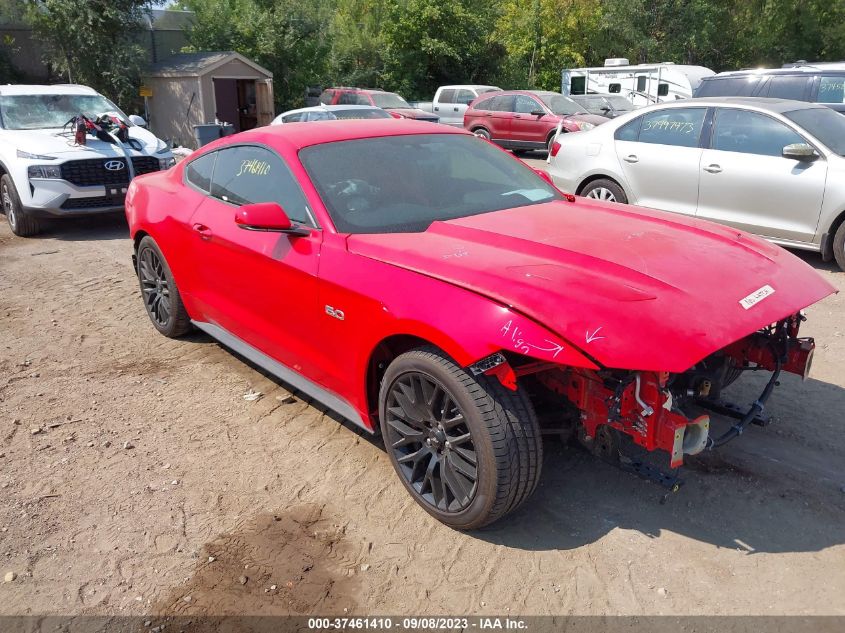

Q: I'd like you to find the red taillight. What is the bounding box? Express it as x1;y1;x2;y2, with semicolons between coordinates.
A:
550;141;561;157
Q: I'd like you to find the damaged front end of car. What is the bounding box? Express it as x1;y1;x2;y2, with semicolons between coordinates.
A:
474;312;816;488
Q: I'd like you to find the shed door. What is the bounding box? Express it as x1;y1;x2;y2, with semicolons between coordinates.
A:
256;79;275;127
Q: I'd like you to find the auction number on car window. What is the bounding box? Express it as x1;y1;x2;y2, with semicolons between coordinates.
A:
642;119;696;134
237;159;271;177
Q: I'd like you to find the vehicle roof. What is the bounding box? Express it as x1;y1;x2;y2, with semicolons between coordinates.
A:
327;87;394;95
439;85;501;90
281;105;383;116
657;96;827;113
208;118;466;152
0;84;100;96
709;64;845;77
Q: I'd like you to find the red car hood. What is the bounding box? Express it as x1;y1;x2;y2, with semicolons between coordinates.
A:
347;199;836;372
563;113;608;127
386;108;438;120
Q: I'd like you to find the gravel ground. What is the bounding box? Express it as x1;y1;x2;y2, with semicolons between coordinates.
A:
1;199;844;619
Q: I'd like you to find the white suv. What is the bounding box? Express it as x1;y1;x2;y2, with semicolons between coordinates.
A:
0;84;175;236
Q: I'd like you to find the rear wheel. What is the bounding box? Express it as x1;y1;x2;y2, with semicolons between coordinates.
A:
2;174;40;237
136;236;192;338
833;220;845;272
581;178;627;204
379;346;542;530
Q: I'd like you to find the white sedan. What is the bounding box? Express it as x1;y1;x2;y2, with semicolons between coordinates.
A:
546;97;845;270
271;105;393;125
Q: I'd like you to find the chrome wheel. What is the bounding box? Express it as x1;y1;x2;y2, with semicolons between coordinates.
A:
138;246;172;327
586;187;616;202
2;181;17;231
384;371;478;513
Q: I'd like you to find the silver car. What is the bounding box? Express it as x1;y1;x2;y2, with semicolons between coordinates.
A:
547;97;845;270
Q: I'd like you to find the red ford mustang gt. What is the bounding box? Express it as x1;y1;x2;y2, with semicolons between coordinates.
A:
125;119;835;529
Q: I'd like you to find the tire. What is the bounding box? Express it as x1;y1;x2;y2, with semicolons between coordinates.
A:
472;127;491;141
833;220;845;272
379;346;542;530
581;178;628;204
135;236;192;338
1;174;40;237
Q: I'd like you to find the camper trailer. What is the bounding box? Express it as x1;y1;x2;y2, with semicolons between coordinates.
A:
562;59;715;106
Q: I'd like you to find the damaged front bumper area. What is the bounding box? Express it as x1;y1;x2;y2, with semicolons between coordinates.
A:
482;314;815;477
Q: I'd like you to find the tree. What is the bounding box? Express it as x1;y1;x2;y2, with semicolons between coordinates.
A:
24;0;147;109
380;0;505;99
178;0;333;110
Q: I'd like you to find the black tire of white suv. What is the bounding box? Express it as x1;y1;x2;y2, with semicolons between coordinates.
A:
1;174;40;237
833;220;845;272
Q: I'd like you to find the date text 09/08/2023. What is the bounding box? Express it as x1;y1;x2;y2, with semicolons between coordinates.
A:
308;617;529;630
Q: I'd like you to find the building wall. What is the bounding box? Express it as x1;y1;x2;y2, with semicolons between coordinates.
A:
146;76;205;149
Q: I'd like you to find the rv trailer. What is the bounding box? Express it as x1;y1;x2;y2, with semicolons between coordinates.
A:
562;58;715;106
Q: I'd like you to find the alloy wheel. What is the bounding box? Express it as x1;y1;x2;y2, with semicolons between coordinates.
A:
384;372;478;513
138;247;172;327
2;182;17;231
586;187;616;202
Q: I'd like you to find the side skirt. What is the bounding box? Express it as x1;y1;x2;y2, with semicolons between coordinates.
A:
192;320;370;432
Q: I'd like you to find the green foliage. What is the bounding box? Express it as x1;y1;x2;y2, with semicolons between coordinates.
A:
24;0;147;109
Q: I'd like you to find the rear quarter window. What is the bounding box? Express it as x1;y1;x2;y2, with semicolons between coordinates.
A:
184;152;217;193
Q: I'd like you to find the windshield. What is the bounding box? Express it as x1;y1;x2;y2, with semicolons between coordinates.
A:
0;93;127;130
601;95;634;110
333;108;393;120
300;134;562;234
371;93;412;109
784;107;845;156
536;93;583;115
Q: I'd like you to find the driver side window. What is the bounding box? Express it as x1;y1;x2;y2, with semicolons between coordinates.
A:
210;146;314;225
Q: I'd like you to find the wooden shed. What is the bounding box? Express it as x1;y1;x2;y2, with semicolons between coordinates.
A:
143;51;274;148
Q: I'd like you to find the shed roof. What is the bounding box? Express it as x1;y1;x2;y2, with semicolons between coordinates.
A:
146;51;272;78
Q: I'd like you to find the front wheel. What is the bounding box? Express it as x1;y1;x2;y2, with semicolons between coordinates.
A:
472;128;491;141
833;220;845;272
581;178;628;204
2;174;40;237
379;347;542;530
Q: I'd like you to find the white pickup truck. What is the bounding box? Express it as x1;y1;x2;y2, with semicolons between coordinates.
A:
0;84;174;236
411;85;501;127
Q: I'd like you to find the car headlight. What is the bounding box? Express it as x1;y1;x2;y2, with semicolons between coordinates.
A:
578;122;595;131
18;149;57;161
155;140;171;154
158;157;176;170
27;165;62;179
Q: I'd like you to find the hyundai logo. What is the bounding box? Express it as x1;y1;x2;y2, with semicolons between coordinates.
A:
104;160;125;171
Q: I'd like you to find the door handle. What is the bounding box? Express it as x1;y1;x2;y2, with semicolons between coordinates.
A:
434;106;439;111
192;223;212;240
623;154;639;163
485;112;492;117
514;115;522;119
703;164;722;174
454;107;459;112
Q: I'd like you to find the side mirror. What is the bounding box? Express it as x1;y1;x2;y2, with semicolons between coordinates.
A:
234;202;310;236
128;114;148;128
530;109;546;117
782;143;819;162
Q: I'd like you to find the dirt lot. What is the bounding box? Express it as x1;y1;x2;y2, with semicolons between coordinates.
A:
1;206;844;620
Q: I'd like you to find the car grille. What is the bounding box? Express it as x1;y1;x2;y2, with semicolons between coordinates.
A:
60;196;124;210
60;157;160;187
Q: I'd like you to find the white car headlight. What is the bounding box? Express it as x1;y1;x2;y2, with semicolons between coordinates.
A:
578;122;595;132
155;139;171;154
17;149;57;161
27;165;62;179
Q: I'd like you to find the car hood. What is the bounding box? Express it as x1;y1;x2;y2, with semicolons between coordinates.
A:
2;126;162;157
348;199;836;372
563;113;609;126
386;108;438;119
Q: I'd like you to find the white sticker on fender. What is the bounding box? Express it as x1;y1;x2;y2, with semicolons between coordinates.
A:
739;285;775;310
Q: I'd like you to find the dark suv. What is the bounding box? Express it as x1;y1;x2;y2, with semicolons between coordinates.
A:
694;65;845;115
318;88;439;123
